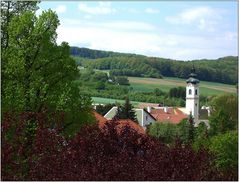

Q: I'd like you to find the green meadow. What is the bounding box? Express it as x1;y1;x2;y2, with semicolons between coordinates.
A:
128;76;236;96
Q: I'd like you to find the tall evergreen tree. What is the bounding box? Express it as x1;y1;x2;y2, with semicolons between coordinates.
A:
113;97;137;123
188;113;194;143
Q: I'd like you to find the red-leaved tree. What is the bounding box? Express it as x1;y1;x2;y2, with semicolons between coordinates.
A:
2;112;237;181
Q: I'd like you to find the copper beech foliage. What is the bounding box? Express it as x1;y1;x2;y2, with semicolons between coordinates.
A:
1;112;234;181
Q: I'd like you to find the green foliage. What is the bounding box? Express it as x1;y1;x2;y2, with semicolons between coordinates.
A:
177;119;191;144
192;122;209;151
209;131;238;173
148;118;199;145
70;46;135;58
195;122;208;139
2;7;94;135
72;47;238;84
95;103;116;116
209;110;234;136
114;97;137;123
94;82;105;90
148;122;178;144
154;88;164;96
77;68;184;106
1;1;39;50
169;87;186;100
209;94;238;136
81;56;163;79
211;94;238;123
92;72;108;82
115;76;129;85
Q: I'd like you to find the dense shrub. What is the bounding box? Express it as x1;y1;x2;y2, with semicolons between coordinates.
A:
2;112;237;181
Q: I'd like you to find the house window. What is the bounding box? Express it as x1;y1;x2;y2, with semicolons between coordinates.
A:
189;89;192;95
195;89;197;95
146;115;148;121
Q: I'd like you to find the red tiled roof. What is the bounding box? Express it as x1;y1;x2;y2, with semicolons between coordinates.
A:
99;119;145;134
92;111;145;134
138;103;160;109
93;111;107;123
151;108;187;124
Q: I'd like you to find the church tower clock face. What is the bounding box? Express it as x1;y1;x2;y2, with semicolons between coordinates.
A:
186;67;200;123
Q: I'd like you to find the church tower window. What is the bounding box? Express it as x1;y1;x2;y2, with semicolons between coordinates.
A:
195;89;197;95
189;89;192;95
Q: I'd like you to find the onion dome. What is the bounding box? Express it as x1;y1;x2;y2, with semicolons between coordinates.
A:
186;66;200;84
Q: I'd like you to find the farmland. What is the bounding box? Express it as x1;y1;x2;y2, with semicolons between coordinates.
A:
89;68;236;96
128;76;236;96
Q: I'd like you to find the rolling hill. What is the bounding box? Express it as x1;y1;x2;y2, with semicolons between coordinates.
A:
71;47;238;85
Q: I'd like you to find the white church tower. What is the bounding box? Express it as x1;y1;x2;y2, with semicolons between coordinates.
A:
186;66;200;123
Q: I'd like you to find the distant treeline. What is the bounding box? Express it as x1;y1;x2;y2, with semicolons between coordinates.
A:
71;47;238;84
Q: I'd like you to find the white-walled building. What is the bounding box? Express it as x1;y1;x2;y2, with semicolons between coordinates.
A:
99;67;210;128
185;67;200;124
104;106;156;128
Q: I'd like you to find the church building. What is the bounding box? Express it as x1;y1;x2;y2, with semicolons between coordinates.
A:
95;67;210;128
185;66;200;124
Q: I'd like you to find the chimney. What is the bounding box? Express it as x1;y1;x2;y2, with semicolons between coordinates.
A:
164;106;168;113
147;106;151;113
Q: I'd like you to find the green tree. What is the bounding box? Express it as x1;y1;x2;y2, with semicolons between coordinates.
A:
113;97;137;123
94;82;105;90
1;1;39;101
2;9;94;134
169;87;186;100
96;103;116;116
193;122;209;151
209;110;235;136
154;88;164;96
209;131;238;174
177;119;190;144
115;76;129;85
188;113;194;143
209;94;238;136
1;1;39;50
92;72;108;82
148;122;178;144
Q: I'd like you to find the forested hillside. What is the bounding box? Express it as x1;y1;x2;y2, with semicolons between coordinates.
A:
71;47;238;85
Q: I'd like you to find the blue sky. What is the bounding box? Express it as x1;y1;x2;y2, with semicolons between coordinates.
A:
38;1;237;60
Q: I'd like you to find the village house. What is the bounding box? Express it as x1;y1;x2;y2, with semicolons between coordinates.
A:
104;107;156;129
94;67;210;129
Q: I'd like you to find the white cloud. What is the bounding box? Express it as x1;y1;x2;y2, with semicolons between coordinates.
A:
145;8;160;14
78;2;116;15
84;15;92;19
61;19;156;31
224;31;237;41
54;5;66;14
99;21;156;31
166;7;221;32
56;18;237;60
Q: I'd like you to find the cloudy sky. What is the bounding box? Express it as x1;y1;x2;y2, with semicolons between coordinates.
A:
38;1;237;60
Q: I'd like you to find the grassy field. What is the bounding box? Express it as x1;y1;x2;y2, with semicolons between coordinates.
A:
82;68;236;96
128;77;236;96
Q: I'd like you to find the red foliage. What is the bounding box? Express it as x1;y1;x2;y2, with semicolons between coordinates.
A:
1;112;237;181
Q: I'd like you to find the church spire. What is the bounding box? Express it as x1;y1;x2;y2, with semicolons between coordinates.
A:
186;65;199;84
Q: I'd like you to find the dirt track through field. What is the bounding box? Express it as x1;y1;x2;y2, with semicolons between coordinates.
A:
128;77;236;93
